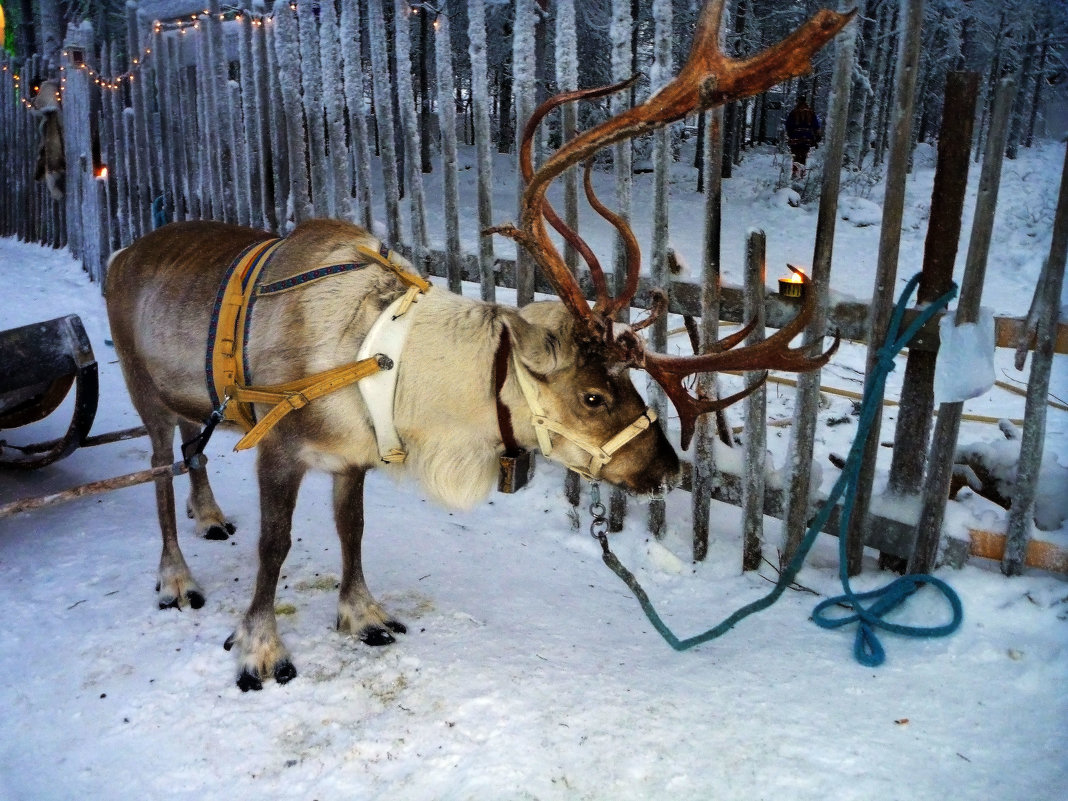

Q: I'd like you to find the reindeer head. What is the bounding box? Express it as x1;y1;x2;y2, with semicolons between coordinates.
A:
491;0;852;452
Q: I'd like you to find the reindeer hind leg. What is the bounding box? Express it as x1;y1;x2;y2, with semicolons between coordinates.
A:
178;418;236;540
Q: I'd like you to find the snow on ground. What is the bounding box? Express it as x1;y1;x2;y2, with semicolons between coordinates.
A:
1;140;1066;801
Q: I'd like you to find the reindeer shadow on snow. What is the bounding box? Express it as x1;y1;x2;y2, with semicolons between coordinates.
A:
104;0;851;691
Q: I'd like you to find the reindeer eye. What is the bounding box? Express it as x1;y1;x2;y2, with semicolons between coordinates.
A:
582;392;606;409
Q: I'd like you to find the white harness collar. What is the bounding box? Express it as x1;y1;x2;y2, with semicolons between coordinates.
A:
355;286;424;463
508;356;657;480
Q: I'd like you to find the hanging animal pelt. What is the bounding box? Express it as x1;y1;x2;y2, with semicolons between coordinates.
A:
30;79;65;200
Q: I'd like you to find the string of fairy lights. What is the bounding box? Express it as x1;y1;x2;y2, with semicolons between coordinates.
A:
2;5;281;110
3;2;434;111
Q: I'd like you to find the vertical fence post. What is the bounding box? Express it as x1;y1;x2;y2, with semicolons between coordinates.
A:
512;0;537;307
339;0;373;231
319;1;352;222
607;0;634;533
392;0;429;275
846;0;925;576
206;0;234;221
910;75;1011;575
126;2;151;235
780;2;856;568
691;102;723;560
886;72;979;504
647;0;673;540
741;230;768;571
237;11;262;228
297;0;328;216
434;5;463;294
264;9;289;231
1001;142;1068;576
251;2;277;230
467;0;496;302
366;0;401;244
272;0;311;227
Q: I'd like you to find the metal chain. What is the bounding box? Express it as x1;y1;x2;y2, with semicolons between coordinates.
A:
588;481;609;542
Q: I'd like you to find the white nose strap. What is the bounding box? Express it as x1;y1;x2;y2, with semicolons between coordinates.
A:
511;357;657;479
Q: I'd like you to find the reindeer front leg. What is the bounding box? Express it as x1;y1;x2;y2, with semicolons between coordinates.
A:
333;467;407;646
224;443;305;691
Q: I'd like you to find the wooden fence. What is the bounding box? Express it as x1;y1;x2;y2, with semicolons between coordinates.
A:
1;0;1065;576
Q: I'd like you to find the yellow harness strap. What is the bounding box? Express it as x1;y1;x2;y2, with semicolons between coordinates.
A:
208;237;429;452
229;357;386;451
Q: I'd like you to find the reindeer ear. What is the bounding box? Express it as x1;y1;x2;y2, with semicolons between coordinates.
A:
502;305;576;376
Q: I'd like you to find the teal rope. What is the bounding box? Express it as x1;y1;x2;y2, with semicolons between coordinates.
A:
597;272;964;666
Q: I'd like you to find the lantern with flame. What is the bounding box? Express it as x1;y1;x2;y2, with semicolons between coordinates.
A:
94;165;108;181
778;264;806;299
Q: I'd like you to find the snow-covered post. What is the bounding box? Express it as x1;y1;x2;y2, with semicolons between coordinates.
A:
125;2;151;235
393;0;428;274
846;0;925;576
366;0;401;245
467;0;495;301
206;1;235;221
297;0;329;216
691;102;723;559
237;11;262;227
176;31;203;220
339;1;373;230
910;76;1012;575
779;3;857;569
512;0;538;306
1002;145;1068;576
155;26;182;222
229;78;251;226
272;0;312;227
648;0;672;539
741;230;768;571
606;0;634;532
434;5;462;294
195;14;222;220
264;11;289;231
320;0;352;221
249;3;275;230
556;0;579;273
103;44;129;242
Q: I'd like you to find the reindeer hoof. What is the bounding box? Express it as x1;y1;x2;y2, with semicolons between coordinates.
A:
159;587;205;610
360;627;397;647
274;659;297;685
204;525;230;541
386;620;407;635
237;667;263;692
223;632;236;651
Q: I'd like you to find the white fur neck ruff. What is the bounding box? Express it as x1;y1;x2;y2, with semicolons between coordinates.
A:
355;286;424;462
509;356;656;480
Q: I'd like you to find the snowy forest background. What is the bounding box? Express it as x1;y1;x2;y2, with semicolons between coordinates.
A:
6;0;1068;183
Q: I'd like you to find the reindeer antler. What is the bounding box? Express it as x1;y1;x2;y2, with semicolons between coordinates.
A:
492;0;853;448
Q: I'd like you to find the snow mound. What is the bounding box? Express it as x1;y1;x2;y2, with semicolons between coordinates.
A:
840;196;882;227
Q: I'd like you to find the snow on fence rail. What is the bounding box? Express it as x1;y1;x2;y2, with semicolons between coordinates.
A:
0;0;1064;577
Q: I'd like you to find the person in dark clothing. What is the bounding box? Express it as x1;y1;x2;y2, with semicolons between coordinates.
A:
784;95;821;179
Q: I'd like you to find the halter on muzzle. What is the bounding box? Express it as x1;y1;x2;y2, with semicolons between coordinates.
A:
498;332;657;482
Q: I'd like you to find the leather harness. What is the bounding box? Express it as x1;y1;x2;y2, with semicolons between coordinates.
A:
203;237;429;453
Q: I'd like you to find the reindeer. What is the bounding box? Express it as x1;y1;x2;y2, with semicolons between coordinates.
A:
104;0;851;691
30;79;65;200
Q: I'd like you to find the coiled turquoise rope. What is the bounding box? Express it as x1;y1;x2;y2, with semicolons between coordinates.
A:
596;272;964;666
